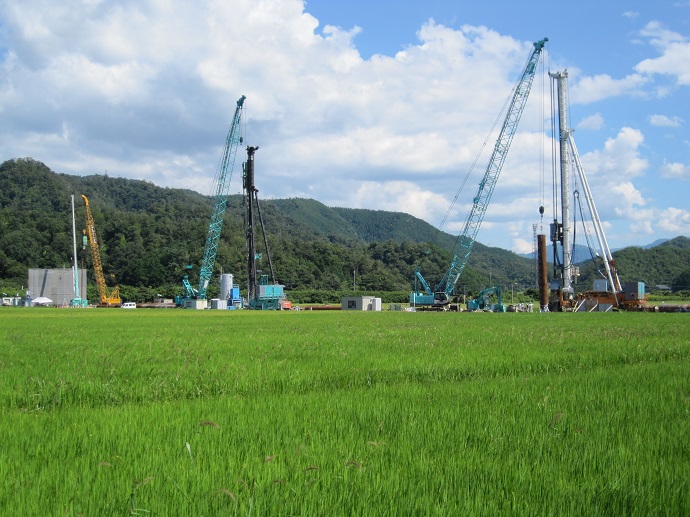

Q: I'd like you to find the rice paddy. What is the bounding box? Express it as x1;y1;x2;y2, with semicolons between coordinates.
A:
1;308;688;515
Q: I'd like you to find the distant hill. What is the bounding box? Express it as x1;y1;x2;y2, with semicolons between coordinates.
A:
575;236;690;291
1;157;688;299
516;233;690;291
519;237;670;262
266;198;456;248
636;238;669;250
0;158;535;298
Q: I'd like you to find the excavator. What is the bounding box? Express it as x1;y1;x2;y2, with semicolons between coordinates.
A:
82;194;121;307
467;286;506;312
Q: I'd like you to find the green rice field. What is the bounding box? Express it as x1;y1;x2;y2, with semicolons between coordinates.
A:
1;308;688;515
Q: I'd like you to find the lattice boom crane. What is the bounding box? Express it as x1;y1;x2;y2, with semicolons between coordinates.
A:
412;38;547;308
186;95;246;301
82;194;121;306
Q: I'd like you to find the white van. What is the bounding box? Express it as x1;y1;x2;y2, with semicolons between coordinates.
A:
121;302;137;309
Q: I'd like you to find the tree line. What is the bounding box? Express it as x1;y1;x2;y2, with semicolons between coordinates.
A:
1;158;689;302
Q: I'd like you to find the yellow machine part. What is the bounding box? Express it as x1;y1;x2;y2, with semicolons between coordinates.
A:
81;195;122;307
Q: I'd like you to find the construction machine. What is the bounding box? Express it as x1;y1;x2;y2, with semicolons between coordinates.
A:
545;72;646;311
242;146;290;310
467;286;506;312
180;95;246;307
411;38;548;309
82;194;121;307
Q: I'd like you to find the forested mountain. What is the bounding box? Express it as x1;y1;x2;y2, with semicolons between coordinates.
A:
1;158;688;302
576;236;690;290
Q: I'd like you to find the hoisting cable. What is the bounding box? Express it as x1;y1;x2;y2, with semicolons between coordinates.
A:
430;89;514;245
255;195;276;285
418;44;544;278
538;49;547;230
549;73;561;269
570;188;578;269
413;72;519;282
571;163;607;279
428;41;542;249
574;189;602;275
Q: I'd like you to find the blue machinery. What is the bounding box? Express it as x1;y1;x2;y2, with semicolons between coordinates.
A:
179;97;288;310
467;286;506;312
180;95;245;305
411;38;548;308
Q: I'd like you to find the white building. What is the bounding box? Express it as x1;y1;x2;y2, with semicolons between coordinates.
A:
341;296;382;311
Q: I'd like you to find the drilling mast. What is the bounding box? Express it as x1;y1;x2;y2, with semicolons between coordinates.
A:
548;71;574;295
242;146;287;310
544;70;646;311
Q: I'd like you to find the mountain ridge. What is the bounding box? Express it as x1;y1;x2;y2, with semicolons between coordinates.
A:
1;158;689;297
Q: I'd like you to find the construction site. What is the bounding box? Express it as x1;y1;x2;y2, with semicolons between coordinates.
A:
7;38;682;314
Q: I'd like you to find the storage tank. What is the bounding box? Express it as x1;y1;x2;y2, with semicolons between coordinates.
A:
220;274;234;300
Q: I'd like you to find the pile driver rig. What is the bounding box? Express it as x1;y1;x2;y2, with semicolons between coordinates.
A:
543;71;646;311
242;146;289;310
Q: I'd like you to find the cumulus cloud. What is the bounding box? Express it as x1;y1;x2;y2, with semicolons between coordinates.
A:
569;73;650;104
579;127;648;180
636;22;690;85
577;113;604;130
0;0;685;254
346;180;450;222
657;207;690;234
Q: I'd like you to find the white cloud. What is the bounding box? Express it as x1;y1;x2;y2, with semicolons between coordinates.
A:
660;161;690;179
511;238;534;255
610;181;647;211
657;207;690;233
0;0;684;255
577;113;604;130
580;127;649;181
649;114;683;127
347;180;450;222
629;220;654;236
569;73;650;104
636;22;690;85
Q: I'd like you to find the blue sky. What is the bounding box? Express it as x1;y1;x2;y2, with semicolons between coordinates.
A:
0;0;688;255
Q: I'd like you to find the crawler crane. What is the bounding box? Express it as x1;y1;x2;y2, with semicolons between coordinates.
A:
180;95;246;307
411;38;548;308
82;194;121;307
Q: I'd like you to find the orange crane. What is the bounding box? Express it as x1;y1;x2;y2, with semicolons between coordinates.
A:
81;195;121;307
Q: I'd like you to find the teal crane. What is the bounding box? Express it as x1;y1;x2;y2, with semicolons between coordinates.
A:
411;38;547;307
183;95;246;301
